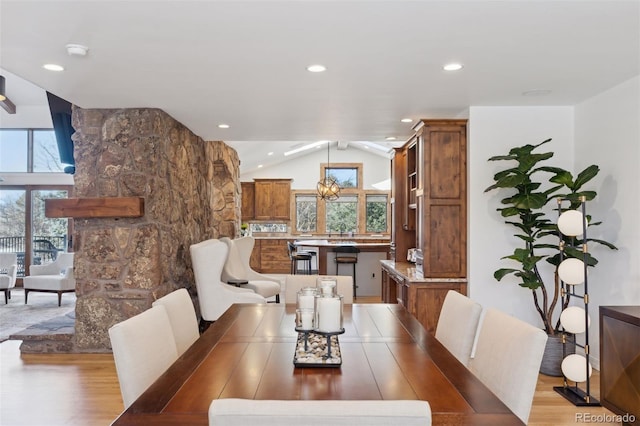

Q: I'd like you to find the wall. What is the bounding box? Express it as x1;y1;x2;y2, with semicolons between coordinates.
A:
71;107;241;352
468;106;575;328
574;75;640;364
240;145;391;190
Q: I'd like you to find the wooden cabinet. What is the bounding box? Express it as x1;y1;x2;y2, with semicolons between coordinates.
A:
414;120;467;278
254;179;292;220
254;239;290;274
391;146;416;263
599;306;640;424
241;182;255;221
381;260;467;334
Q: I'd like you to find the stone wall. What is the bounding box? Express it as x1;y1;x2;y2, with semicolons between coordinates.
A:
71;107;241;352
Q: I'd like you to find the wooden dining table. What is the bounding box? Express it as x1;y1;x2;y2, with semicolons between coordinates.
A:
111;304;523;425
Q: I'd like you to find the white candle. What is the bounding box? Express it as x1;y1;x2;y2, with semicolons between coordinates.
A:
300;310;314;330
298;294;315;310
317;297;341;332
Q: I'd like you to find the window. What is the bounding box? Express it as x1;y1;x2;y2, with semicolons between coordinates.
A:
295;195;317;232
33;130;64;172
366;194;388;233
0;129;63;173
326;195;358;234
0;130;28;172
326;167;358;188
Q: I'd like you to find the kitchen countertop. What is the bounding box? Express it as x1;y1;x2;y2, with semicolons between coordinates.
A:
251;234;390;241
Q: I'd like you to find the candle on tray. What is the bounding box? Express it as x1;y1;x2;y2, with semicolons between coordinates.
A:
297;287;316;311
315;295;343;332
316;277;337;297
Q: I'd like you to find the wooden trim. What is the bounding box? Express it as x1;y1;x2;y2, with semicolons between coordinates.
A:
45;197;144;218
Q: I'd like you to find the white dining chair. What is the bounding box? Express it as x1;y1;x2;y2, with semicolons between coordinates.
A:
152;288;200;356
208;398;431;426
434;290;482;366
190;239;266;322
469;308;548;424
108;304;179;409
284;274;354;304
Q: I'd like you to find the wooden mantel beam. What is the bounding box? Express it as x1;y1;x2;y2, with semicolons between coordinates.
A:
45;197;144;219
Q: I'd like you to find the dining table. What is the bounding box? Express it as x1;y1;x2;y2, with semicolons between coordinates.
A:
111;303;523;425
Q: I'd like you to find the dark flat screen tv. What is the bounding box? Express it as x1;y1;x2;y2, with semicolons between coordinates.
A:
46;91;75;174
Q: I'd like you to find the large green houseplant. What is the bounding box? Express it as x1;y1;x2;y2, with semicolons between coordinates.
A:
484;139;617;336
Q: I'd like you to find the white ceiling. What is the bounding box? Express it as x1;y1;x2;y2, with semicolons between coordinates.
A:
1;0;638;172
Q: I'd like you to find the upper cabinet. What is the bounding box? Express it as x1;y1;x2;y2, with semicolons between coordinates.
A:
391;119;467;278
254;179;292;220
241;182;256;222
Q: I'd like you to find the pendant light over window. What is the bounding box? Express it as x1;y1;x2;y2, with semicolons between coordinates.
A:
317;141;341;201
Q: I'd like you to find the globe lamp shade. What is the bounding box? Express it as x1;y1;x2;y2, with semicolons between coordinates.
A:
558;258;585;285
560;306;590;334
558;210;587;237
561;354;593;382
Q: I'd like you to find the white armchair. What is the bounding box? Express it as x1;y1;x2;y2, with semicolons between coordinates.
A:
22;252;75;306
220;236;282;303
190;239;266;322
0;253;18;304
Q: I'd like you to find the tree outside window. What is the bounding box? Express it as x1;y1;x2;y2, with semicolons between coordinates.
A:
326;195;357;234
366;194;387;233
295;195;317;232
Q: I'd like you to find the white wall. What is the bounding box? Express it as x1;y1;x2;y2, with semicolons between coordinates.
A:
468;107;575;328
574;75;640;364
0;105;52;128
239;145;391;190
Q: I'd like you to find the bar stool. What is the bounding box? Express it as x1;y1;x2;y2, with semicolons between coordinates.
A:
287;242;312;275
333;246;360;298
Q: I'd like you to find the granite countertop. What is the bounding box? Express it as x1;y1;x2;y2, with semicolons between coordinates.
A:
380;259;468;283
253;234;390;241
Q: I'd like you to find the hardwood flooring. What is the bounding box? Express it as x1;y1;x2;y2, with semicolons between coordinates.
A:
0;337;619;425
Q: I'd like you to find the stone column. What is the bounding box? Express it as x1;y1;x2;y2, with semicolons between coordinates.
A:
71;107;240;352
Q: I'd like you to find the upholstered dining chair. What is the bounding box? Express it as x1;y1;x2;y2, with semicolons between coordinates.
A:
0;253;18;304
220;236;281;303
152;288;200;356
208;398;432;426
108;304;179;409
469;308;548;424
284;274;354;304
190;239;266;322
22;252;75;306
434;290;482;367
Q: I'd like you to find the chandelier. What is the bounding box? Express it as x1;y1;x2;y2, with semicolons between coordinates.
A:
317;141;340;201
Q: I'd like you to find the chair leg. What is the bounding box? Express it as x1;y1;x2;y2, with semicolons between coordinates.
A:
58;292;63;307
24;289;29;305
7;289;11;300
353;263;357;299
3;290;7;304
275;294;280;303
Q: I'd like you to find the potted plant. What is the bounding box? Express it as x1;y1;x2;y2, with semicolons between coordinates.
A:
484;138;617;375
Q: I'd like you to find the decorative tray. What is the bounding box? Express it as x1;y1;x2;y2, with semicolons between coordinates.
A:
293;331;342;368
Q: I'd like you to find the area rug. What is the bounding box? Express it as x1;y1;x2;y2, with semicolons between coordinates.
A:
0;288;76;342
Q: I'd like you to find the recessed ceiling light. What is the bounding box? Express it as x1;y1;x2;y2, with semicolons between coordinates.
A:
385;136;397;141
43;64;64;72
257;164;263;168
443;63;463;71
401;118;413;123
267;152;274;156
218;124;230;129
306;64;327;73
522;89;552;96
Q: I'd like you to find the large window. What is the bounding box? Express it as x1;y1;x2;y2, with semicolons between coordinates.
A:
292;163;390;235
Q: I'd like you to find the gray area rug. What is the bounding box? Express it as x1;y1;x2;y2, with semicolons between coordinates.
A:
0;288;76;342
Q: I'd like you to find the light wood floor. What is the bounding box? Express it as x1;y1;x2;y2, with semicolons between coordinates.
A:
0;337;619;426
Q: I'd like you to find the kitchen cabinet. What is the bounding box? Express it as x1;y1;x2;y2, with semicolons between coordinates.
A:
254;179;292;220
241;182;255;221
390;119;467;278
254;239;290;274
381;260;467;334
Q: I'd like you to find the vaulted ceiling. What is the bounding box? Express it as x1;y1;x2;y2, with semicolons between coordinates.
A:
1;1;638;172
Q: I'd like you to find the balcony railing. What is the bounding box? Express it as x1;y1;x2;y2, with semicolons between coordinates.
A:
0;236;68;277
